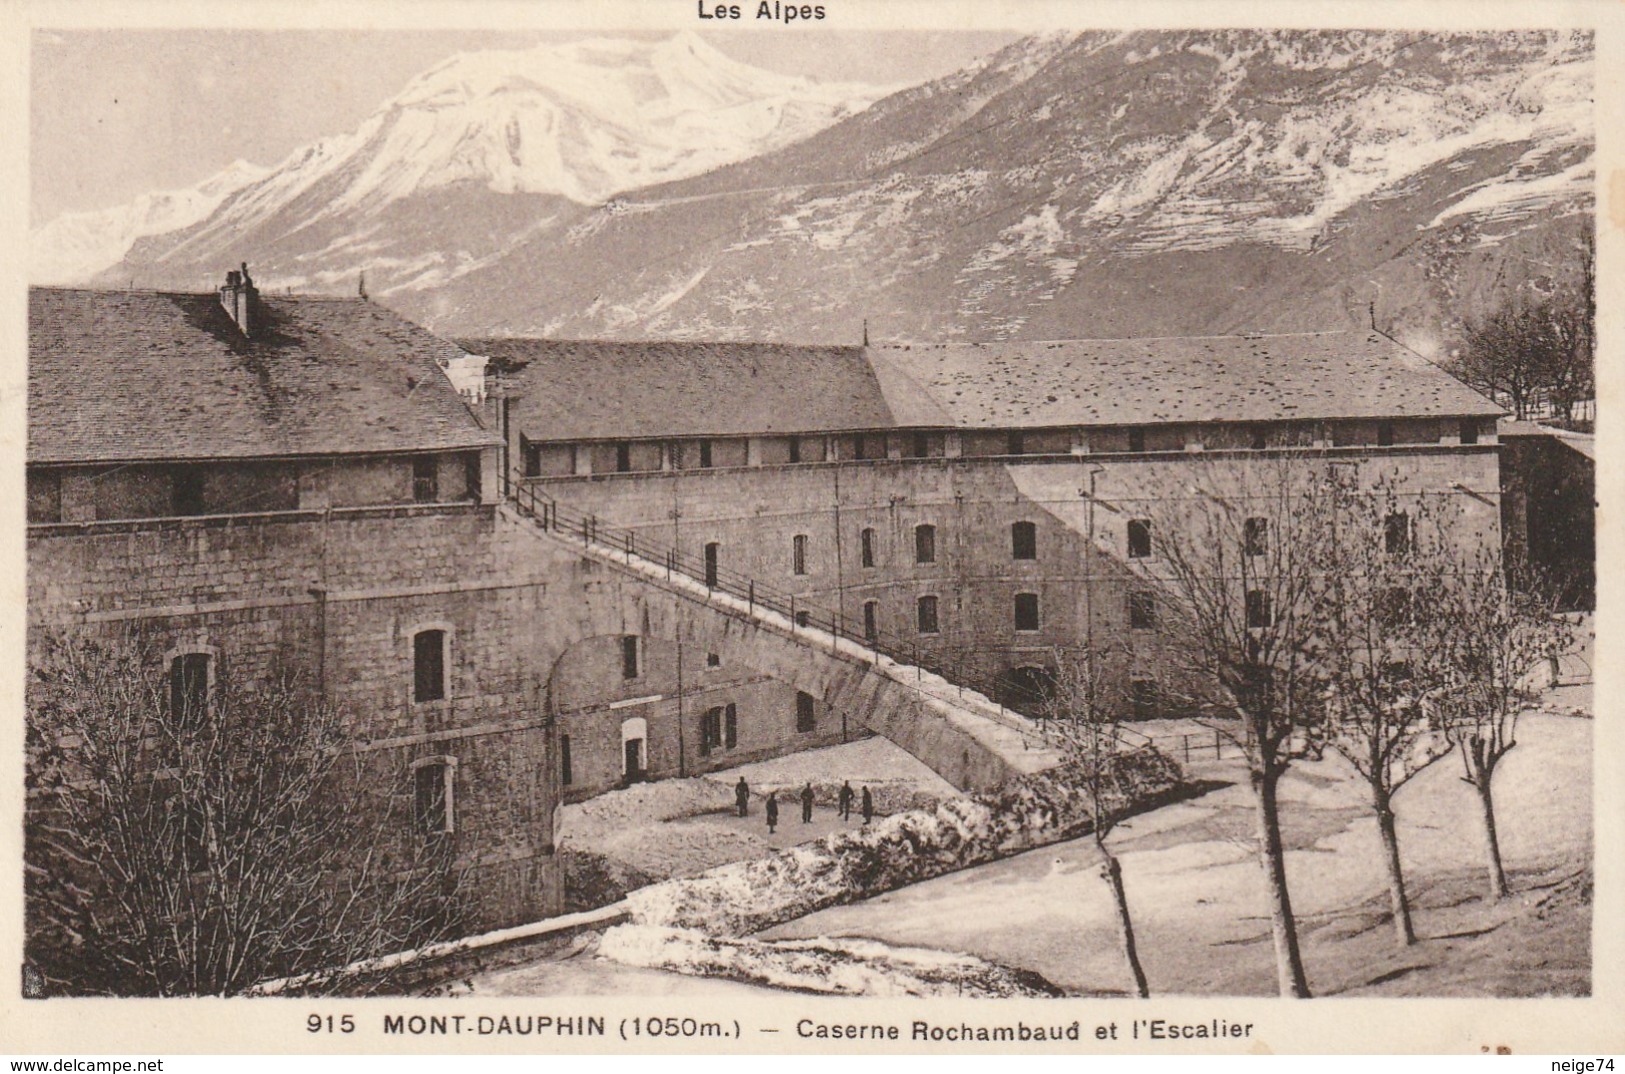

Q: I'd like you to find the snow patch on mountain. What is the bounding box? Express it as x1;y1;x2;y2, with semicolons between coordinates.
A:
34;31;890;286
30;159;268;284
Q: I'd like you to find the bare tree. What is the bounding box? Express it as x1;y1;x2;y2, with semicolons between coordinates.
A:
1452;237;1594;425
1313;477;1459;945
1141;455;1338;998
1040;645;1149;997
25;630;462;996
1433;550;1574;901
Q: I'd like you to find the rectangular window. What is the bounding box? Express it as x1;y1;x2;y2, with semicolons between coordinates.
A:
1129;591;1156;631
413;630;446;703
706;652;721;669
1127;518;1152;559
615;442;631;472
522;435;541;478
1379;586;1414;628
27;470;62;524
1384;512;1412;556
796;691;816;733
1246;589;1273;630
621;635;640;680
1007;430;1026;456
170;653;211;724
699;707;722;756
917;595;940;635
560;734;573;786
792;534;809;576
860;528;877;569
412;456;438;503
1250;425;1270;450
1127;428;1146;453
173;465;205;516
863;601;879;644
414;762;453;835
698;440;713;469
1130;678;1157;719
1014;592;1040;632
913;432;930;458
915;524;936;565
1244;517;1269;557
1377;422;1395;447
788;438;802;464
725;703;738;749
796;610;811;628
1460;420;1480;446
704;542;720;588
1012;521;1037;560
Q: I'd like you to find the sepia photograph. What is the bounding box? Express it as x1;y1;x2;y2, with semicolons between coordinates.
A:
6;0;1616;1057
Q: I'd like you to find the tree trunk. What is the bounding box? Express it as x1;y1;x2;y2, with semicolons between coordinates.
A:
1372;788;1415;946
1252;766;1311;997
1475;774;1509;901
1099;845;1149;998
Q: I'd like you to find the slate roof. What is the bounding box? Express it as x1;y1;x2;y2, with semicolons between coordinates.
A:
1498;420;1596;461
869;331;1505;429
29;288;497;465
471;330;1500;442
460;338;903;440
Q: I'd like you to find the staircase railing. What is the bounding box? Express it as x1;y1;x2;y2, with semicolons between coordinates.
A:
508;473;1159;758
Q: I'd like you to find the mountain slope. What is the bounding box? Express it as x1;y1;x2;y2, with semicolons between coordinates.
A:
67;32;887;292
396;30;1591;354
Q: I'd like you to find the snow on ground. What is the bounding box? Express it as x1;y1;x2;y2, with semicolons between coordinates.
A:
557;737;956;884
598;925;1061;997
762;712;1590;997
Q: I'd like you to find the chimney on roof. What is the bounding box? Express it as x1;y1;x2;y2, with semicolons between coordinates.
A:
220;262;258;338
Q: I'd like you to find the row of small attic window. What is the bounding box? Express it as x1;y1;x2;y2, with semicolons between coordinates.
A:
520;420;1485;477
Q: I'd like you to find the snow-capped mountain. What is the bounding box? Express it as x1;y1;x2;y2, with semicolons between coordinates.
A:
46;32;887;291
388;29;1592;353
31;159;268;285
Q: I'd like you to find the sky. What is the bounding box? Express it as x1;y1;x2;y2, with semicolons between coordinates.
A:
29;28;1020;226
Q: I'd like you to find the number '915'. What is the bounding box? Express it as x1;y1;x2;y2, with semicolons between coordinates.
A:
309;1014;356;1033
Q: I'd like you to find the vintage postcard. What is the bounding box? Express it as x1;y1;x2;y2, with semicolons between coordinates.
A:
2;0;1620;1058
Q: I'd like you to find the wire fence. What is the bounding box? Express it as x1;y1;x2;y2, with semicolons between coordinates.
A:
508;474;1158;757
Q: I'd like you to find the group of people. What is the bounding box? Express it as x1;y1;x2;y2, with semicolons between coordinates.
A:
734;776;874;835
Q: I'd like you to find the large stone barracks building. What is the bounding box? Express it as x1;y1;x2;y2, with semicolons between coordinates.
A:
27;268;1506;936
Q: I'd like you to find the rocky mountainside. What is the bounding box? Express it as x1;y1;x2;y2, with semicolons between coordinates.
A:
55;32;884;294
402;29;1593;356
88;30;1591;356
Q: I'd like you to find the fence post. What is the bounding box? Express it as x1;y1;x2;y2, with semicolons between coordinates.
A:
1214;728;1222;760
1182;735;1191;764
790;596;797;631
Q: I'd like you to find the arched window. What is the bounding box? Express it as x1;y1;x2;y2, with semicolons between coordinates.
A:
168;651;213;725
916;595;940;634
1011;521;1037;560
413;629;447;703
914;524;936;564
1127;518;1152;559
412;757;457;835
796;691;817;733
1014;592;1040;632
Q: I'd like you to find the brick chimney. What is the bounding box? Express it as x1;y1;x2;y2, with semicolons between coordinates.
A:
219;262;258;337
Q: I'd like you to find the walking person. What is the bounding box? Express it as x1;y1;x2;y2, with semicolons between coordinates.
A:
801;782;814;824
838;780;854;823
861;785;874;826
735;776;750;818
766;791;779;835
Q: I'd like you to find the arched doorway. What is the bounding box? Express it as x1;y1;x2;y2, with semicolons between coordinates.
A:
621;717;648;784
1000;665;1057;718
